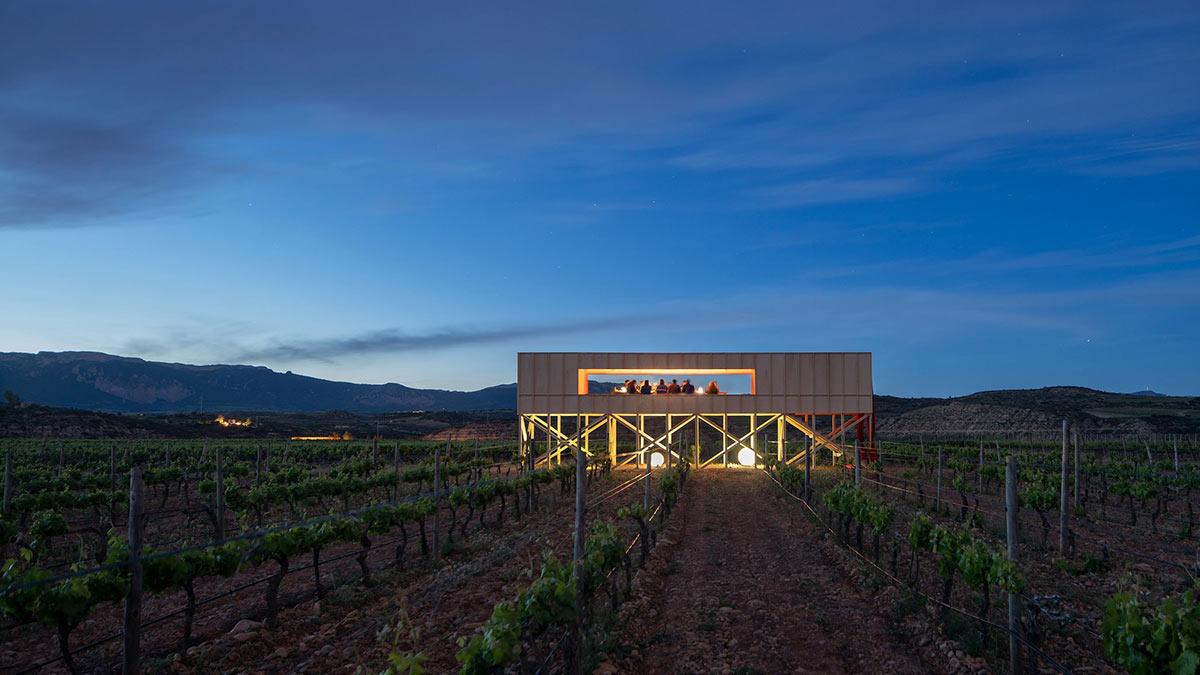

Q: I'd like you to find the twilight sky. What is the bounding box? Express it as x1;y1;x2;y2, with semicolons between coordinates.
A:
1;2;1197;396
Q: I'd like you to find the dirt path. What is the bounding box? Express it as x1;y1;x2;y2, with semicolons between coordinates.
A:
614;470;931;674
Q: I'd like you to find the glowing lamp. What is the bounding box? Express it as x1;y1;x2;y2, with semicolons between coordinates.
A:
650;451;665;468
737;448;756;466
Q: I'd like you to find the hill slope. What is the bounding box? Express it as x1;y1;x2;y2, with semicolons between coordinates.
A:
0;351;514;413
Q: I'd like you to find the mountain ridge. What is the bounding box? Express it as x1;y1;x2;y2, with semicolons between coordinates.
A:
0;351;516;412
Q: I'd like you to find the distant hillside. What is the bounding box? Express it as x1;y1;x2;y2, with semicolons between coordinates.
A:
876;386;1200;434
0;351;515;413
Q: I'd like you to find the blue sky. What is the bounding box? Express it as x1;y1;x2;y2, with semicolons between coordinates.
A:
1;2;1197;395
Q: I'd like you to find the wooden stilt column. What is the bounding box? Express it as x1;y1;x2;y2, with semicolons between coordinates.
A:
666;414;673;468
555;415;563;465
583;415;590;459
637;414;645;467
777;416;785;463
750;413;757;466
722;414;729;468
608;416;617;466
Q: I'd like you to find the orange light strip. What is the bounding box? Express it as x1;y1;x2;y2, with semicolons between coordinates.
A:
577;368;756;395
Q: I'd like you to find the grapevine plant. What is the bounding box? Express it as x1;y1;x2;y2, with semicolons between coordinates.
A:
1102;586;1200;675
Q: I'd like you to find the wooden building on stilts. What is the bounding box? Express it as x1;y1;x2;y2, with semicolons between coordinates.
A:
517;352;875;469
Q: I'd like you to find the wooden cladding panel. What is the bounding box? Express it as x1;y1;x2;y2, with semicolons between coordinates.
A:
517;352;872;414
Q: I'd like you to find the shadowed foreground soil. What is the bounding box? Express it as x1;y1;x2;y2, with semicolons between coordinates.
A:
612;470;932;674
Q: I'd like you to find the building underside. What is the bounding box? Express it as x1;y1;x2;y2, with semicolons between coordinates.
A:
519;412;877;468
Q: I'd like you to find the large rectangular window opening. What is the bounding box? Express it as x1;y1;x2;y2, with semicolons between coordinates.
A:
578;369;755;395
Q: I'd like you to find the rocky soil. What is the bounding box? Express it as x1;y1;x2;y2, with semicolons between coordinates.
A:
607;471;941;674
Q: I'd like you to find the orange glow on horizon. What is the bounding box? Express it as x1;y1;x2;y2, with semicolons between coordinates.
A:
290;432;354;441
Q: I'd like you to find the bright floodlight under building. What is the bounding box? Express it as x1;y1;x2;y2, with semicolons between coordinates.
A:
516;352;877;470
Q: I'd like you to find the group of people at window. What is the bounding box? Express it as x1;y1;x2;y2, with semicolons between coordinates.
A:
615;378;722;395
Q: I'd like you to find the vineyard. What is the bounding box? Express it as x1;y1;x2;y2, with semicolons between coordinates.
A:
0;430;1197;673
762;429;1200;674
0;437;688;673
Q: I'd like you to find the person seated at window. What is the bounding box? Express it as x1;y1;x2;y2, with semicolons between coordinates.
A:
622;379;637;394
667;378;681;394
681;379;695;394
655;378;668;394
639;380;652;395
705;380;721;395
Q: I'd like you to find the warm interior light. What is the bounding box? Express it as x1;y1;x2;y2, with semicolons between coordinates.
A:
650;451;665;468
737;448;756;466
214;414;252;428
579;368;756;395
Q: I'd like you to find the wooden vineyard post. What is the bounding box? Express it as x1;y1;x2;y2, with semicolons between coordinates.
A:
1174;435;1180;472
1073;431;1080;509
935;446;944;514
262;444;268;475
255;447;263;486
123;465;145;675
854;439;861;487
978;439;984;493
110;445;117;492
570;439;587;675
433;443;442;558
393;443;401;503
58;443;65;471
1059;420;1070;558
215;448;225;542
1006;454;1021;675
2;450;11;514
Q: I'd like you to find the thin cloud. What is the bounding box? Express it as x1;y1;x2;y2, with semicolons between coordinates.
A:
229;314;689;363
